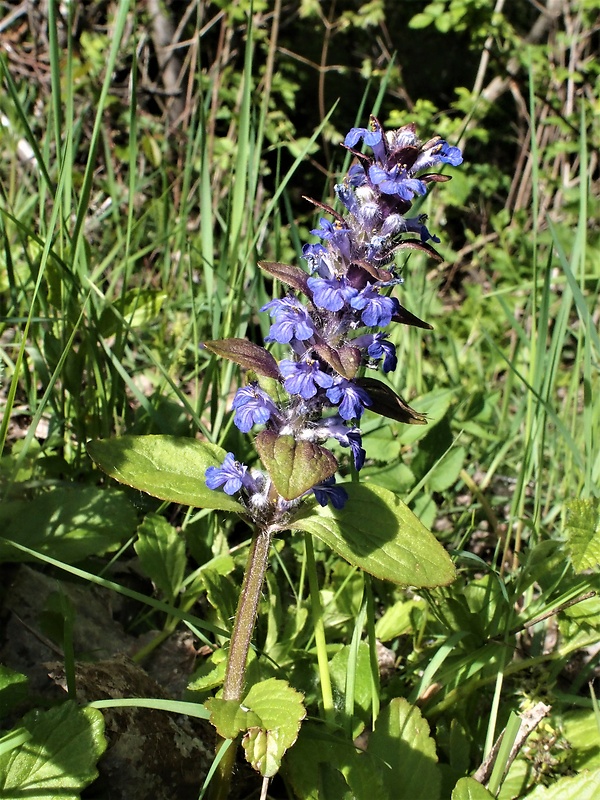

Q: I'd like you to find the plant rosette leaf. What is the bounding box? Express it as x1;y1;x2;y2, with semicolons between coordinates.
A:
0;486;137;563
0;701;106;798
134;513;186;602
368;697;441;800
256;432;337;501
290;482;456;587
87;435;244;513
206;678;306;778
451;777;495;799
565;498;600;572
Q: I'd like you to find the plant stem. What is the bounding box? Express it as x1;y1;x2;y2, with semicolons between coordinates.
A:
211;524;273;799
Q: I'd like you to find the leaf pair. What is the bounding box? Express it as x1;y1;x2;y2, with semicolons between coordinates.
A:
87;435;456;588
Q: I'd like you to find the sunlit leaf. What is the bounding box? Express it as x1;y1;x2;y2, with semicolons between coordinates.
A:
565;498;600;572
290;482;456;587
0;702;106;798
87;435;244;513
451;777;494;799
368;698;441;800
256;432;337;500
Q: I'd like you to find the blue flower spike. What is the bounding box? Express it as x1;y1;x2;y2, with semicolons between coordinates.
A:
204;119;462;513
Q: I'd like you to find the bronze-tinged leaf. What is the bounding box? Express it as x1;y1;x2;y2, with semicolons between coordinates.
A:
393;240;444;262
347;262;394;286
355;377;427;425
420;173;452;183
392;305;433;330
257;261;310;295
312;341;361;380
301;196;346;224
256;431;338;500
203;339;280;379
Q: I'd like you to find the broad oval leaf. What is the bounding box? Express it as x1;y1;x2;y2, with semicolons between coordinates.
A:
0;701;106;797
203;338;280;380
289;482;456;587
0;486;137;563
368;698;441;800
87;435;244;513
256;432;337;501
134;514;186;602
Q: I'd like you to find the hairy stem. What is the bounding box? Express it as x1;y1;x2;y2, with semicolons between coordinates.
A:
211;525;273;799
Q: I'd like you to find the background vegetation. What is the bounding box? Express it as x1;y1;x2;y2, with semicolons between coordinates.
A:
0;0;599;798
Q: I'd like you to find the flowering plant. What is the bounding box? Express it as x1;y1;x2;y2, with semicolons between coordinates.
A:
88;116;461;795
204;116;462;525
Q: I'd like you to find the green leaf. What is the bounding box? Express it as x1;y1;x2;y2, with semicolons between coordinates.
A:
241;679;305;777
87;435;244;513
427;446;466;492
207;679;306;778
560;709;600;771
451;777;495;799
134;513;186;602
397;389;454;446
0;701;106;798
329;642;372;724
203;338;280;379
375;598;426;641
565;498;600;572
97;289;168;338
368;698;441;800
284;721;387;800
0;667;28;717
0;486;137;563
256;432;337;501
525;767;600;799
290;483;456;587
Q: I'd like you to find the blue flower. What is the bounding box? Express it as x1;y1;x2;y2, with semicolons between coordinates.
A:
350;284;399;328
334;183;359;216
368;164;427;201
279;358;334;399
344;126;383;149
232;384;279;433
413;139;463;172
310;217;352;261
347;163;367;187
206;452;255;495
307;275;358;312
312;476;348;509
326;378;372;420
261;296;315;343
353;333;397;373
344;120;386;162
